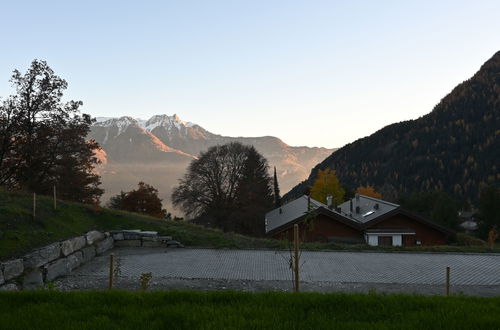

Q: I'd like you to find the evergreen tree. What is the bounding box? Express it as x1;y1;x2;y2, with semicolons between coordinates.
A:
107;191;127;209
273;166;281;207
431;192;460;231
42;114;103;203
399;191;459;230
232;147;274;236
478;185;500;239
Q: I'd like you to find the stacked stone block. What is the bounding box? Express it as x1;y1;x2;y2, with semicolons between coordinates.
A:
111;229;184;248
0;230;113;291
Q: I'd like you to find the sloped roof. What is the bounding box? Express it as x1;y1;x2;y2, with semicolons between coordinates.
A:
363;208;455;235
265;195;326;233
337;194;399;224
265;194;453;236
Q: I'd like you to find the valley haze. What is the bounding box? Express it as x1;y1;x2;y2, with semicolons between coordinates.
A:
88;114;336;214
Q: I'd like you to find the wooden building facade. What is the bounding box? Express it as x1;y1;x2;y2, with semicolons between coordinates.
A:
265;195;453;247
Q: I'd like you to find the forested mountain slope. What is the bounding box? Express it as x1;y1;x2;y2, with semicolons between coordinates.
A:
285;51;500;204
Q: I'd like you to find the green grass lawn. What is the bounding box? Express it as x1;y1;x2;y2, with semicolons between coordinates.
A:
0;291;498;329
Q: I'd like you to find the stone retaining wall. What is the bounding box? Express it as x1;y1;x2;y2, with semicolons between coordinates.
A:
0;230;113;291
0;229;183;291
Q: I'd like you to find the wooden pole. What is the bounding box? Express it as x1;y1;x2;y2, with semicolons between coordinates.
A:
53;185;56;210
33;193;36;219
109;253;115;289
293;224;300;292
445;266;450;296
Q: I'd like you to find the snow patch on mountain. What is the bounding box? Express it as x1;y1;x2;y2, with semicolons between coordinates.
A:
94;114;197;133
94;116;140;139
136;119;147;127
103;130;109;144
143;114;195;131
95;117;114;123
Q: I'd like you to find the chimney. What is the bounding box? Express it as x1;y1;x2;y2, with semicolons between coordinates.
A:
326;194;333;209
355;206;360;214
355;193;360;202
279;208;282;214
374;203;379;210
350;199;353;212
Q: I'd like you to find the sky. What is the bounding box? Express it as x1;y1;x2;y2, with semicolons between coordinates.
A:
1;0;500;149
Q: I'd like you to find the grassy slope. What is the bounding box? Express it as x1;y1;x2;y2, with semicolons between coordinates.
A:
0;189;281;261
0;291;499;329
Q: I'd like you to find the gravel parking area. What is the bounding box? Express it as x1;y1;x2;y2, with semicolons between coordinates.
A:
54;247;500;296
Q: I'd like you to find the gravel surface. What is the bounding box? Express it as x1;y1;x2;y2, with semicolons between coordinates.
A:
54;247;500;296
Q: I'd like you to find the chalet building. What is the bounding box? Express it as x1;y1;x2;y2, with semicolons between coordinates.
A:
265;194;453;246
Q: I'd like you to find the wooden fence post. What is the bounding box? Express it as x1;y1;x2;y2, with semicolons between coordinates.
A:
293;224;300;293
445;266;450;296
109;253;115;289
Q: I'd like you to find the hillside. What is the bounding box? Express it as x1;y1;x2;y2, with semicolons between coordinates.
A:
0;189;281;261
88;115;336;210
285;51;500;204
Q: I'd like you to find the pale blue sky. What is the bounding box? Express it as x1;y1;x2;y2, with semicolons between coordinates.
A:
1;1;499;148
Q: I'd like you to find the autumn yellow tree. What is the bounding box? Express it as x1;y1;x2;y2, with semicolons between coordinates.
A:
310;168;345;205
356;185;382;199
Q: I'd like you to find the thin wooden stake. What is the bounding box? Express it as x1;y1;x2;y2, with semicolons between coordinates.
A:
293;224;300;293
445;266;450;296
53;185;57;210
109;253;115;289
33;193;36;219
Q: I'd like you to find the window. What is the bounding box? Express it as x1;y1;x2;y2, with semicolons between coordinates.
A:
378;236;393;246
315;235;327;243
362;210;375;217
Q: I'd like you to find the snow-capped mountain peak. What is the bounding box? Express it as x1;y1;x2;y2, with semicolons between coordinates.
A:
95;117;114;123
93;116;143;143
95;116;139;131
143;114;195;131
95;116;137;126
93;114;197;131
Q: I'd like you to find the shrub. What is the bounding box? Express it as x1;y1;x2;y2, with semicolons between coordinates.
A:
456;233;486;246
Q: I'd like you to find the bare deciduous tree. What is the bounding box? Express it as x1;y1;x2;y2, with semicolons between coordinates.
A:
172;142;273;236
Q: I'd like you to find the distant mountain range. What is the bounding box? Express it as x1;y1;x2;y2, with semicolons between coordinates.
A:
285;51;500;204
88;115;336;212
